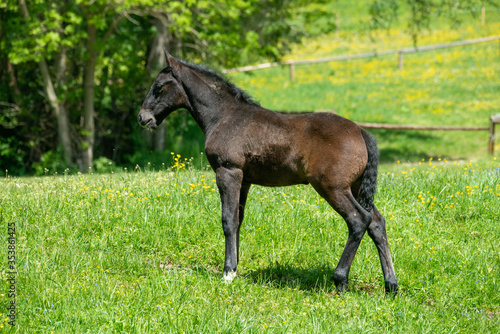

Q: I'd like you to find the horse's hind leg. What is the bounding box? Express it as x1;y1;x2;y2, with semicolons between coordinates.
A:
215;167;244;283
367;206;399;294
314;186;373;292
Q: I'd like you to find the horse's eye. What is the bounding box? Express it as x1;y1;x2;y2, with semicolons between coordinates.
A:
152;79;174;97
153;84;163;97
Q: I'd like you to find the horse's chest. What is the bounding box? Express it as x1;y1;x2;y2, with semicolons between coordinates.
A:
205;125;306;186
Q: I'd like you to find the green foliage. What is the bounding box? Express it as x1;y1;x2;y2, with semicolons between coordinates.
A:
31;149;72;176
92;156;121;173
0;136;27;175
1;159;499;331
163;0;318;67
369;0;399;30
3;0;86;64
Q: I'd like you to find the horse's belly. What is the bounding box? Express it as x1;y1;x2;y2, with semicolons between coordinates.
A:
242;160;307;187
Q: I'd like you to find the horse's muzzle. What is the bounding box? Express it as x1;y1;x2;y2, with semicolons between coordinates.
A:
137;109;157;129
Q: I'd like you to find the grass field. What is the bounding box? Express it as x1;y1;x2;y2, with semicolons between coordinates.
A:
1;156;499;332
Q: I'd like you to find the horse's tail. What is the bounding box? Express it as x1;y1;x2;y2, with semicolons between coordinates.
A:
358;129;379;212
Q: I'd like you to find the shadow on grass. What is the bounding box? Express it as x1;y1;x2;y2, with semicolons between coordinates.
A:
379;147;433;163
245;262;335;291
170;260;335;291
242;262;380;294
370;129;461;163
171;261;382;295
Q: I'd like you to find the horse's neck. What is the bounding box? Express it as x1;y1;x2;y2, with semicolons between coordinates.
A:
181;71;232;135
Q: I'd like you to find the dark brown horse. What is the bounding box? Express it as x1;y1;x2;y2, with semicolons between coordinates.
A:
138;51;398;294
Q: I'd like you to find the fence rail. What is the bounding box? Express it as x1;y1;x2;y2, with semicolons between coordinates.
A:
355;123;488;131
274;111;500;155
223;35;500;80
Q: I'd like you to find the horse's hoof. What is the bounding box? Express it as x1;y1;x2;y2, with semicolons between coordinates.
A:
335;281;349;293
223;271;237;284
385;280;399;296
333;271;349;293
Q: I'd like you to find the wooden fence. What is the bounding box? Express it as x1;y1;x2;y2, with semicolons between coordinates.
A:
223;35;500;80
275;111;500;155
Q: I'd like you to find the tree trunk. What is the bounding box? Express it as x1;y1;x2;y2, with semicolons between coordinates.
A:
18;0;73;166
81;20;97;172
6;60;22;102
147;18;169;151
39;61;72;166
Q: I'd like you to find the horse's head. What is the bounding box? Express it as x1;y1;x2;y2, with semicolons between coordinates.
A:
138;50;191;129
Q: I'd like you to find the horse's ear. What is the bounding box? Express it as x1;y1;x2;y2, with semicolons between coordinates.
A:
164;48;179;69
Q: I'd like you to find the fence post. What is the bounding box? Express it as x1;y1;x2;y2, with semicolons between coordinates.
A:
489;114;500;155
398;51;403;70
289;63;295;81
481;5;485;25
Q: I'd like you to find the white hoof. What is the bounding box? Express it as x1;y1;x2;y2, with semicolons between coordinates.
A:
223;271;237;284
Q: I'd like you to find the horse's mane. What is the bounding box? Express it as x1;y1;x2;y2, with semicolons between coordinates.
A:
177;59;261;107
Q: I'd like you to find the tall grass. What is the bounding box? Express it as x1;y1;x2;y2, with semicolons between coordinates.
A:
1;156;499;332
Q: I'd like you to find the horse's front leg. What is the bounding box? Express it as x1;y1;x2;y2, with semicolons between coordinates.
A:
215;167;244;283
237;183;251;265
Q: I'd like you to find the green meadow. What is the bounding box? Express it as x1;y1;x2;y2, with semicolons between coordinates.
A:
1;157;499;332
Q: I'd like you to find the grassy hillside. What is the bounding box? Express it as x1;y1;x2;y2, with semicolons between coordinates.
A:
1;157;499;332
228;2;500;162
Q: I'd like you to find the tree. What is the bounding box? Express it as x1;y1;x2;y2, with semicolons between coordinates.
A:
2;0;146;172
13;0;73;167
146;17;169;152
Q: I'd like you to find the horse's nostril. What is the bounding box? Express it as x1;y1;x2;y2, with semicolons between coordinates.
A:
137;110;156;128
